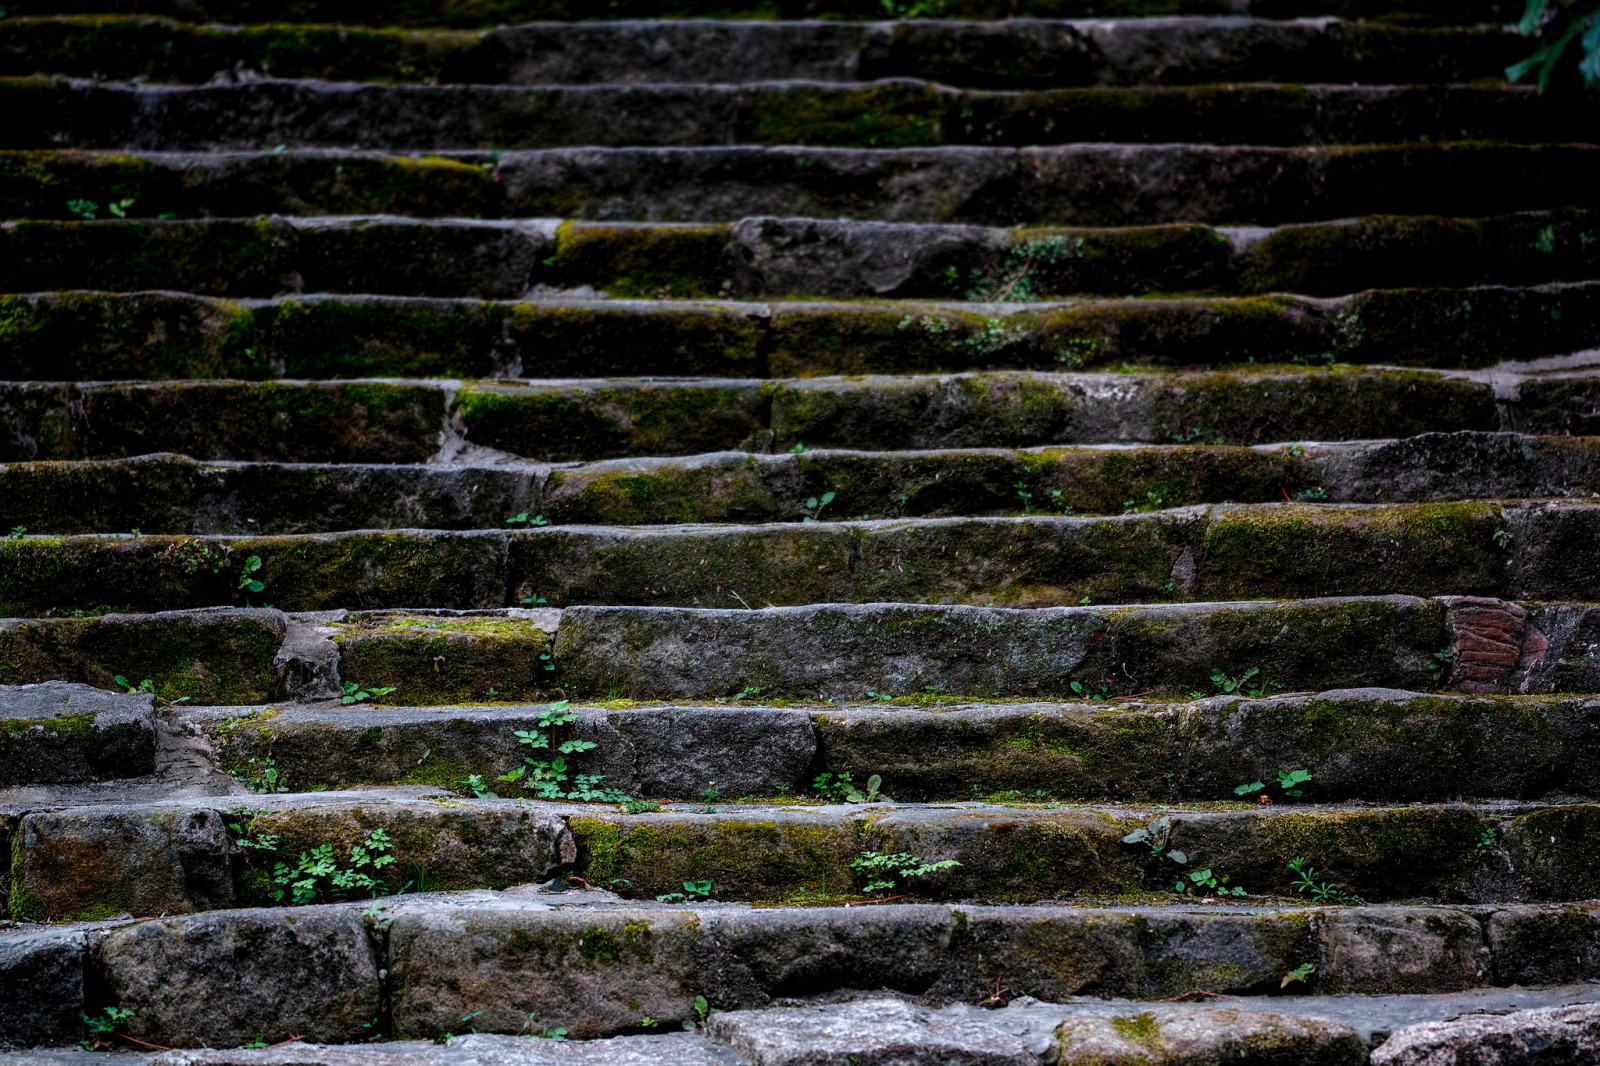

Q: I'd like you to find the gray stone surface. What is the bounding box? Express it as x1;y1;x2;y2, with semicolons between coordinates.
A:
1317;908;1491;994
97;906;383;1047
10;805;233;921
1372;1001;1600;1066
0;681;156;785
0;926;90;1049
553;599;1443;701
706;997;1035;1066
1049;1004;1367;1066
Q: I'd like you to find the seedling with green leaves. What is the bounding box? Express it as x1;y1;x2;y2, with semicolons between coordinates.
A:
800;491;836;521
1122;816;1186;866
1235;769;1313;802
1176;867;1247;897
507;512;551;527
342;681;397;705
813;772;889;803
498;700;629;802
113;675;191;706
850;850;961;893
1208;666;1280;699
82;1007;137;1051
656;879;712;903
262;828;396;905
1288;856;1364;905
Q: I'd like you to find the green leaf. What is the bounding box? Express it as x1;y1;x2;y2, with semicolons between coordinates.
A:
1234;781;1266;796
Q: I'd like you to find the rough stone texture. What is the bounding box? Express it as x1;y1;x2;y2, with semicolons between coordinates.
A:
553;599;1443;700
1485;903;1600;986
8;81;1578;154
230;794;576;901
706;997;1036;1066
0;680;156;785
191;702;815;797
1372;1001;1600;1066
0;925;90;1049
1316;908;1490;994
0;18;1525;88
389;906;710;1040
10;805;233;921
0;609;286;706
97;906;382;1048
6;143;1596;227
1050;1005;1368;1066
330;610;557;704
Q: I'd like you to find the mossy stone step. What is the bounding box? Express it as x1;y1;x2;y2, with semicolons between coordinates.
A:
0;16;1525;89
7;144;1598;227
3;791;575;922
0;681;155;787
5;286;1599;379
11;210;1600;300
9;792;1600;921
3;500;1600;613
13;435;1600;533
0;367;1531;463
13;596;1600;705
0;0;1528;27
5;79;1582;153
5;895;1596;1049
184;688;1600;805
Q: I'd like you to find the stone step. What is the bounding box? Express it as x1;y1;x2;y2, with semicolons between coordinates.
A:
5;499;1600;612
6;287;1600;380
182;687;1600;805
11;368;1565;464
14;434;1600;533
2;596;1596;705
0;681;156;788
7;78;1583;153
7;144;1599;227
0;0;1530;25
11;210;1600;300
0;16;1526;89
12;990;1600;1066
10;789;1600;921
3;893;1597;1049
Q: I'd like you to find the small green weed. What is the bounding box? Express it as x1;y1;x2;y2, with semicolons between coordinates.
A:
1234;769;1313;802
656;879;712;903
507;512;551;527
270;829;395;905
800;491;836;521
342;682;397;705
1281;963;1316;988
813;772;889;803
850;850;961;894
1288;856;1364;905
498;700;629;802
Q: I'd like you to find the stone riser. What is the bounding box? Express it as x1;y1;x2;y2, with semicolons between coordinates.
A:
11;434;1600;533
3;896;1595;1049
0;16;1524;89
188;689;1600;805
0;596;1591;705
8;79;1580;153
3;501;1600;614
5;286;1600;380
2;368;1540;464
0;0;1529;27
9;210;1600;301
9;792;1600;923
7;144;1598;227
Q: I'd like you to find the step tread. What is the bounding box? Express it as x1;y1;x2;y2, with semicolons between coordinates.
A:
6;78;1579;152
8;144;1598;226
0;15;1527;89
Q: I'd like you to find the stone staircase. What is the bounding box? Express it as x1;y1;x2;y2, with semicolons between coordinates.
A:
4;2;1600;1064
